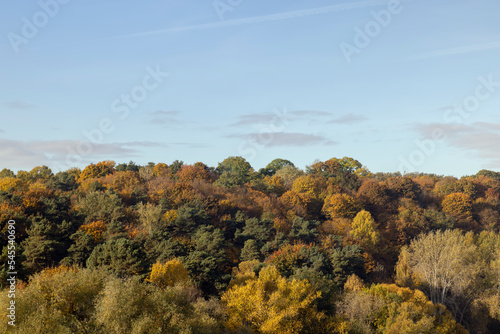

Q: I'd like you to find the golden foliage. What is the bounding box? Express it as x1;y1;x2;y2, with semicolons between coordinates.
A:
163;209;178;223
78;160;115;182
349;210;381;249
442;192;473;220
222;265;324;333
322;193;360;219
79;221;107;242
177;164;211;183
0;177;26;192
146;259;190;288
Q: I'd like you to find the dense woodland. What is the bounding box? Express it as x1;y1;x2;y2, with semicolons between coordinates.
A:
1;157;500;333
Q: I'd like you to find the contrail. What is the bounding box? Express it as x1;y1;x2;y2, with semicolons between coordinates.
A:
113;0;391;39
408;41;500;60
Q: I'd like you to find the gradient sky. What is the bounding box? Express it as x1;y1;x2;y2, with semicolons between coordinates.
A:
1;0;499;176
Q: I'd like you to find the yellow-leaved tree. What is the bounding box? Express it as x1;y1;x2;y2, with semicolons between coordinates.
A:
322;193;360;219
221;265;325;333
146;258;190;288
349;210;381;249
336;284;468;333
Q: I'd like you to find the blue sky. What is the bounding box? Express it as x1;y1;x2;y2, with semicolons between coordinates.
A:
1;0;499;176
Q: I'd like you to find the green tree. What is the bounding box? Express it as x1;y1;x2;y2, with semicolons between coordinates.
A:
260;158;295;176
21;218;75;274
75;190;125;224
0;168;15;178
240;239;261;261
86;238;147;277
215;156;254;188
184;226;231;295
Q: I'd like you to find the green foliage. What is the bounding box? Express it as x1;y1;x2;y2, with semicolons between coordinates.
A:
330;245;366;287
115;160;140;172
235;217;272;247
215;156;254;188
288;217;320;243
86;238;147;277
0;168;15;178
240;239;261;261
75;190;125;224
170;200;210;236
259;158;295;176
184;226;231;295
21;218;75;273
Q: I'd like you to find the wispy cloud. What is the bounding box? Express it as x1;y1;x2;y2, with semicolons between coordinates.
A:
173;142;211;149
232;110;333;127
0;138;164;170
232;112;291;126
112;0;390;39
147;110;190;126
408;41;500;60
415;122;500;168
289;110;333;117
3;101;36;109
328;113;367;124
114;141;167;148
228;132;336;147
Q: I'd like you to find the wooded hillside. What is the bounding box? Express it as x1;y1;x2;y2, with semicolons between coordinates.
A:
1;157;499;333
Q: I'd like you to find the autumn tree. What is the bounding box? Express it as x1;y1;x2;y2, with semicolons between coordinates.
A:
357;179;392;218
147;258;190;288
336;284;467;333
349;210;381;250
222;265;325;333
78;161;115;182
177;163;212;183
322;193;360;219
94;276;224;334
0;266;109;333
395;229;482;324
442;192;474;221
136;202;163;235
274;164;304;188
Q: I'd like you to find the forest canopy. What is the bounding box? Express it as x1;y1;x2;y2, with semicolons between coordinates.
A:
1;157;500;333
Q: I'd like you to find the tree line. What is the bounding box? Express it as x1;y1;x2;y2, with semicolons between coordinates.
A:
0;157;499;333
